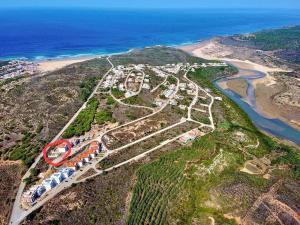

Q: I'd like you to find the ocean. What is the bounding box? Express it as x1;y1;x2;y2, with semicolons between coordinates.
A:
1;8;300;60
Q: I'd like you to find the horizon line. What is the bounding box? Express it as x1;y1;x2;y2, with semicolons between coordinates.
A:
1;6;300;10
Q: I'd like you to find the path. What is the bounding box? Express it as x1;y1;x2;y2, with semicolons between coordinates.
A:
9;57;114;225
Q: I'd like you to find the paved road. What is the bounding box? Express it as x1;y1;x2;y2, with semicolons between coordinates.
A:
76;129;194;183
10;62;216;225
150;69;168;93
184;67;215;130
9;57;114;225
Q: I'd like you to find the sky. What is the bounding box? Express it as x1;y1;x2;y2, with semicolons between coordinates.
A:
0;0;299;9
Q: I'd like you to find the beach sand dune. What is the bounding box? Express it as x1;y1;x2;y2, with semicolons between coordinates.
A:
179;40;300;131
37;57;95;73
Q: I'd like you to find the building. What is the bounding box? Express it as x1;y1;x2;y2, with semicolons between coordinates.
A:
22;185;46;205
81;153;90;163
142;83;150;89
125;91;134;98
87;149;96;159
179;129;203;144
51;172;65;184
57;143;69;153
163;89;175;98
42;178;57;191
179;105;187;110
187;90;195;95
169;99;178;106
74;158;83;169
60;168;75;177
66;162;77;171
155;100;164;107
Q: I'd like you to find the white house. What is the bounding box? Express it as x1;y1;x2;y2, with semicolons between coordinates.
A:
42;179;57;191
51;173;65;184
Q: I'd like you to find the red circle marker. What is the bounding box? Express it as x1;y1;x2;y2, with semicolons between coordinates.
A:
43;139;72;167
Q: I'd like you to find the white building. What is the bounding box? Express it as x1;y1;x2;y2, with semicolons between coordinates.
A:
42;179;57;191
76;161;83;168
51;173;65;184
170;99;178;106
142;83;150;89
164;89;175;98
179;105;187;110
59;168;75;178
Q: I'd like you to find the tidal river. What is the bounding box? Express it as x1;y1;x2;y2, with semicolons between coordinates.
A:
213;63;300;146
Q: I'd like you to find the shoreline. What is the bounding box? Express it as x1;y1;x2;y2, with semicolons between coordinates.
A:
178;39;300;132
4;35;300;133
36;49;135;72
33;42;201;73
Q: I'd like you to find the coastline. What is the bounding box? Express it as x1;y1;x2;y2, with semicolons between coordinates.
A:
37;56;97;73
3;33;300;134
36;49;133;72
178;39;300;132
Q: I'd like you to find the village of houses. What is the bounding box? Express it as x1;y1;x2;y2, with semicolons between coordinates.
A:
0;60;38;80
19;59;226;212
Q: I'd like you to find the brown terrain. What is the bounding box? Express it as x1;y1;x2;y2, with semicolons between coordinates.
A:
0;58;110;159
226;79;248;99
0;160;23;225
21;142;177;225
179;38;300;131
243;180;300;225
22;163;138;225
1;45;299;225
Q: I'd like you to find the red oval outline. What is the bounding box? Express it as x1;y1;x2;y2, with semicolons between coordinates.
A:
43;139;72;167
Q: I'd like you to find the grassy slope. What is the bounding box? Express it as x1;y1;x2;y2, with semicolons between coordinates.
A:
19;47;300;225
222;26;300;64
1;59;110;167
125;66;300;225
111;46;208;66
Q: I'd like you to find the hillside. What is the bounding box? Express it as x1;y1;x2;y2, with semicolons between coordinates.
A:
221;25;300;64
16;47;300;225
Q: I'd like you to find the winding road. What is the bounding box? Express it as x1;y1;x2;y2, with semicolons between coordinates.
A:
9;61;216;225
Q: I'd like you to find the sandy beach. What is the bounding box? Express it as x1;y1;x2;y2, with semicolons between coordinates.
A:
179;40;300;131
37;56;96;73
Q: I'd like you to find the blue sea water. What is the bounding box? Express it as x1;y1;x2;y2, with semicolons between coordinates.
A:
1;8;300;60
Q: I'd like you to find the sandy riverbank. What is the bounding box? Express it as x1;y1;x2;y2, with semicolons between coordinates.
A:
37;56;97;73
179;40;300;131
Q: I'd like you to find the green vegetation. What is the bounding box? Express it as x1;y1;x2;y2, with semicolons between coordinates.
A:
243;26;300;51
273;146;300;180
79;77;98;101
126;66;299;224
192;112;211;124
0;76;24;87
189;65;238;85
159;84;167;90
62;98;98;138
225;26;300;63
23;168;40;185
123;95;139;105
167;76;177;85
126;111;138;120
111;46;207;66
8;131;42;167
106;95;116;105
111;88;125;98
35;122;44;134
95;109;114;125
